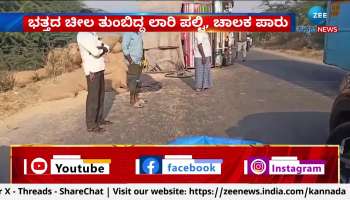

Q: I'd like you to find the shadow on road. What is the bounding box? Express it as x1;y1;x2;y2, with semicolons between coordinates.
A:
104;91;116;120
104;73;162;119
243;53;346;97
180;66;238;90
181;76;195;90
226;112;330;144
140;73;162;93
104;79;117;119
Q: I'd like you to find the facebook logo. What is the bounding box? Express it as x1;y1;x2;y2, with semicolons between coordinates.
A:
136;155;222;175
138;156;162;175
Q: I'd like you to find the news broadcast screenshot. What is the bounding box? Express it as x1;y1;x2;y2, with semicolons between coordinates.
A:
0;0;349;199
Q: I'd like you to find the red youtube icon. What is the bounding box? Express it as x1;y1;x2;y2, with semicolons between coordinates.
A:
33;161;46;171
29;157;48;175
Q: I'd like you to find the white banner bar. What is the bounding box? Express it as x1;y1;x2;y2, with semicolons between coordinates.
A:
0;184;349;200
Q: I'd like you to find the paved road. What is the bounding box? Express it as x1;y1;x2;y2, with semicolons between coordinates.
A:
0;49;347;145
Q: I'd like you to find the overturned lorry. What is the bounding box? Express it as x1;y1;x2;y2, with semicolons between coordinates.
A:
140;0;236;73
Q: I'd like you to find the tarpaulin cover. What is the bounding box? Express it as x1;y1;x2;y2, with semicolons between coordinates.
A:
144;48;184;72
140;1;183;50
168;136;262;145
138;1;184;72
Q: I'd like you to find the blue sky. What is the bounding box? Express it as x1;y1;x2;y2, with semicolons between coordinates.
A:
84;1;264;13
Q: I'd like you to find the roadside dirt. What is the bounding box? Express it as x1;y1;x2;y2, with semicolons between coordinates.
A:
274;48;323;62
253;47;324;65
0;49;344;145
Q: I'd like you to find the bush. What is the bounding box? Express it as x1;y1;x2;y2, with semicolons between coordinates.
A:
46;47;69;77
45;43;82;78
255;0;327;50
0;0;86;71
0;71;15;92
32;71;41;82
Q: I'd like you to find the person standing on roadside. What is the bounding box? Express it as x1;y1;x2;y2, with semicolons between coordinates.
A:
77;32;112;133
194;32;212;92
235;32;248;62
122;32;145;108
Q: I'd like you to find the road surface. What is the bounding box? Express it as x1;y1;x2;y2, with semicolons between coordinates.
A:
0;49;346;145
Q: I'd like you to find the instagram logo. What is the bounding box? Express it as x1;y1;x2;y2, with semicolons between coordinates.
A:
250;159;267;175
244;156;325;176
244;157;269;176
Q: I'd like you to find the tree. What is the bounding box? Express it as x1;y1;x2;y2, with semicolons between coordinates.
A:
257;0;327;49
262;0;327;25
0;0;87;71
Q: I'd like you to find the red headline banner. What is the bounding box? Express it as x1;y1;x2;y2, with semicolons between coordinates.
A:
23;15;293;32
11;145;338;183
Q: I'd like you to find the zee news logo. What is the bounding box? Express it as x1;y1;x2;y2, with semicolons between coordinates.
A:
23;155;111;175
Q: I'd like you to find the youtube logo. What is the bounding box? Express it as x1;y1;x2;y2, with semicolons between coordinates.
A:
33;161;46;170
24;157;48;175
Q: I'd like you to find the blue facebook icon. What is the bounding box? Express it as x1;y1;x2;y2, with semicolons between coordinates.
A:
140;156;162;174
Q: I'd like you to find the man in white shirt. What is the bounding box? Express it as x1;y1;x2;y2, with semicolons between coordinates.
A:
194;32;213;92
77;32;111;133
